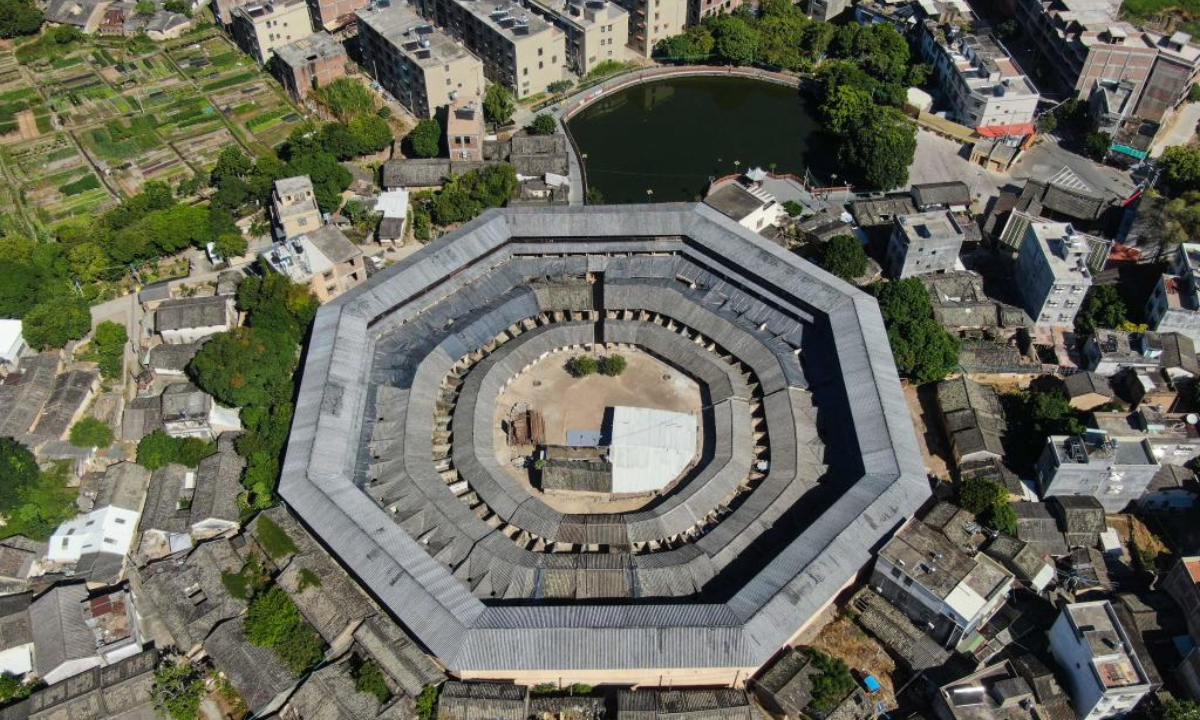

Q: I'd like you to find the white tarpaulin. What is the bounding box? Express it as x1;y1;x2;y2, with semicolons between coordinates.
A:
608;406;697;494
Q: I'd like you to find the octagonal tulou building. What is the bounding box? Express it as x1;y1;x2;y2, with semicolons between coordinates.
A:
280;204;929;686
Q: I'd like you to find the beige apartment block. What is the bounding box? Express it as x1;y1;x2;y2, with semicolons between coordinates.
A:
526;0;629;75
260;225;365;303
447;95;485;161
230;0;314;64
357;2;485;118
273;176;323;239
613;0;685;57
416;0;566;99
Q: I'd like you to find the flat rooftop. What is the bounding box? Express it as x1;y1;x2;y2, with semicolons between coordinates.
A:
1049;434;1157;466
1028;221;1093;283
274;31;347;67
896;210;963;244
1063;601;1149;689
450;0;557;43
356;1;480;67
527;0;626;30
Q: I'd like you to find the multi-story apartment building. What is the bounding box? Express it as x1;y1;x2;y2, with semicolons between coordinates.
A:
447;95;485;160
1145;243;1200;343
918;20;1040;136
1014;219;1094;328
688;0;737;25
871;520;1014;649
886;210;965;278
1015;0;1200;124
524;0;628;75
260;225;366;303
1035;434;1159;513
613;0;686;57
1047;602;1153;720
357;2;485;119
230;0;314;64
806;0;848;22
1164;557;1200;698
274;31;349;100
413;0;564;99
306;0;367;30
272;176;323;240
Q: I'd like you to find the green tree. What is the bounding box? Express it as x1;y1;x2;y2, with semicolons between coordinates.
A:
1075;285;1126;335
818;235;868;281
354;660;392;703
844;108;916;190
348;115;393;155
190;327;299;408
709;14;757;65
407;119;442;159
959;476;1007;514
237;272;318;343
415;686;440;720
69;418;114;449
483;84;515;127
0;673;32;703
0;0;42;37
0;438;39;514
1161;700;1200;720
213;233;248;261
808;650;855;712
89;320;127;379
821;84;872;137
152;660;205;720
244;587;326;673
1084;131;1111;160
23;295;91;350
162;0;190;14
782;200;804;217
136;431;177;470
566;355;597;377
134;0;154;14
598;354;627;376
1023;388;1085;437
2;461;78;541
211;146;253;184
655;25;714;62
527;114;557;136
1160;145;1200;194
988;502;1018;536
872;279;959;384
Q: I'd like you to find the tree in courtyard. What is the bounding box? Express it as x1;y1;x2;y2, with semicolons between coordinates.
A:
872;279;959;384
988;502;1018;536
1074;285;1126;335
69;418;114;449
527;114;557;136
1084;131;1111;160
808;650;856;712
354;660;392;703
959;476;1007;515
598;354;628;376
212;233;248;261
415;685;440;720
1160;145;1200;193
0;438;39;515
89;320;127;379
406;119;442;158
189;327;299;408
708;14;758;65
817;235;868;281
151;660;205;720
483;84;515;127
136;431;179;470
22;295;91;350
566;355;597;377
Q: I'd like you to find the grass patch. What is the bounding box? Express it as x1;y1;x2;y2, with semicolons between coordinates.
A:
245;108;289;133
256;514;298;559
202;71;257;92
86;116;159;161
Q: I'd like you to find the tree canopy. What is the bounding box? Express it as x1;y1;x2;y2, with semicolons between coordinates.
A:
69;417;114;449
188;327;299;409
23;295;91;350
407;119;442;158
1160;145;1200;194
817;235;868;281
428;164;517;226
0;438;39;515
151;660;205;720
872;279;959;384
0;0;42;38
244;586;327;673
483;84;515;126
88;320;127;379
136;431;216;470
527;114;557;136
1075;285;1127;335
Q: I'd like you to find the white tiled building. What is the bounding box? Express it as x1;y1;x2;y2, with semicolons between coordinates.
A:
1014;219;1095;328
1047;601;1152;720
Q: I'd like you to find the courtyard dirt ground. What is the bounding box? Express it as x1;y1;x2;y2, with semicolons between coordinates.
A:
903;383;952;481
808;615;900;712
493;348;703;514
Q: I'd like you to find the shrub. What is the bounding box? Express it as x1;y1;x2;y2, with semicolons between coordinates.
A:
406;119;441;158
244;586;326;673
256;514;299;559
0;437;40;514
782;200;804;217
527;114;557;136
566;355;597;377
598;354;627;376
69;417;114;449
136;431;215;470
312;78;376;121
151;660;204;720
483;84;515;126
807;649;855;712
0;673;33;703
958;476;1006;515
354;659;391;703
89;320;127;379
415;685;440;720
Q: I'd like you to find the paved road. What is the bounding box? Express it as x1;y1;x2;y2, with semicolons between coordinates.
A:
1151;101;1200;157
1009;138;1136;200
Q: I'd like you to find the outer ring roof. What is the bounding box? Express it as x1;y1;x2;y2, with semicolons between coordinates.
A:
280;204;928;676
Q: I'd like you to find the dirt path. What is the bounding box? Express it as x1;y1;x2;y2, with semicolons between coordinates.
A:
903;383;952;481
15;110;37;140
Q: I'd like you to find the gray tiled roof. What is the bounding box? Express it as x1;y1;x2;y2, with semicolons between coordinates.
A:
155;296;231;332
279;204;928;676
29;583;94;680
203;616;295;712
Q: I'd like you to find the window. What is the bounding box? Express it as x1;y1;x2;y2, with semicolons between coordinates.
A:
538;47;543;56
539;61;543;69
115;518;126;525
523;67;528;76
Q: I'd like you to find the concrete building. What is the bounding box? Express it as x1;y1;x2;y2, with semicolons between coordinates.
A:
524;0;628;76
356;2;485;119
806;0;848;22
306;0;367;30
413;0;564;99
887;210;965;278
1014;219;1094;328
1092;406;1200;468
447;95;485;161
0;319;25;368
260;225;365;303
871;520;1015;648
689;0;739;24
1164;557;1200;699
1035;433;1160;513
1082;331;1162;377
919;20;1040;137
1145;243;1200;343
376;188;410;244
702;175;786;233
273;175;323;239
230;0;314;65
155;296;236;345
1047;601;1152;720
1014;0;1200;124
612;0;686;57
273;32;349;101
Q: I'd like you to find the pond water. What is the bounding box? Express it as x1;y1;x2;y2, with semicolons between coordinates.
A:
567;75;835;204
